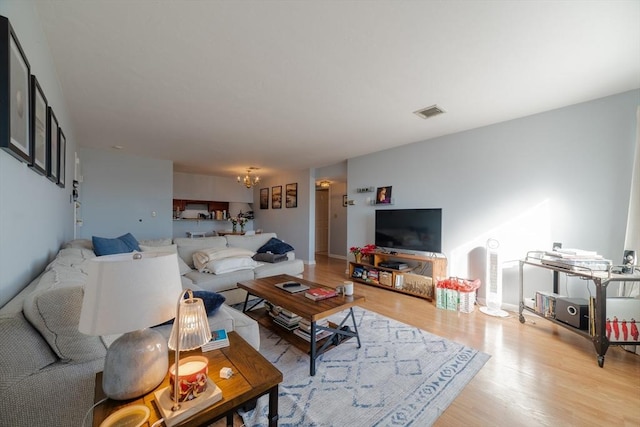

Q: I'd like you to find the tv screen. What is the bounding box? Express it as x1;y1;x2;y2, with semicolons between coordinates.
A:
375;208;442;254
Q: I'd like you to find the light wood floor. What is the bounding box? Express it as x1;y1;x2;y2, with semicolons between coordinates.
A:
220;254;640;426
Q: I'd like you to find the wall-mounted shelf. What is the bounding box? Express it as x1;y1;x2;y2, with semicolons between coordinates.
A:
355;187;374;193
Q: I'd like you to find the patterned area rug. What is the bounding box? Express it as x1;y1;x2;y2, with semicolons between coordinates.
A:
238;307;490;426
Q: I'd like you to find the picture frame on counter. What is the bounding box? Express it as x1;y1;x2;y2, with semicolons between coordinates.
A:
47;107;59;183
30;75;48;175
0;16;31;163
57;128;66;188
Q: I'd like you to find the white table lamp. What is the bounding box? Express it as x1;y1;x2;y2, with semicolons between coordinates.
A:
79;252;182;400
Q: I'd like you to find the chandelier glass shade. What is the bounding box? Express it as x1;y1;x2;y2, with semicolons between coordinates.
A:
237;169;260;188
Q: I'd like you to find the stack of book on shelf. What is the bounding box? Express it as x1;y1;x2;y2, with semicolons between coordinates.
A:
535;291;565;318
265;301;301;330
202;329;229;351
541;248;612;271
304;287;338;301
294;318;331;342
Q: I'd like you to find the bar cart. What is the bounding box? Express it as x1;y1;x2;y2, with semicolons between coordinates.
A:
519;251;640;367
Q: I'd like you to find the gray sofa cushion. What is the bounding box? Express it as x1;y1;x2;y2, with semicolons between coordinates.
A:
184;269;254;292
0;313;57;391
23;286;107;362
225;233;277;252
254;259;305;279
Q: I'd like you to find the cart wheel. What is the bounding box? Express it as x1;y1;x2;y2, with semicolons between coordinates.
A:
519;314;525;324
597;355;605;368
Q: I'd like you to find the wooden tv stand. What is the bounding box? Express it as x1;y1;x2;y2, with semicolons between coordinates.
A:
349;251;447;301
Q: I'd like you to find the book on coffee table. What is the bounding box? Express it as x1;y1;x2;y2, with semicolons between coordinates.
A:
305;288;338;301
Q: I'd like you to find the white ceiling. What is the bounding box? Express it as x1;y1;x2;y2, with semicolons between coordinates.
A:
34;1;640;179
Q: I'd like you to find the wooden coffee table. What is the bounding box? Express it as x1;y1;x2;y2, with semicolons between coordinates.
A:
92;331;282;427
237;274;365;376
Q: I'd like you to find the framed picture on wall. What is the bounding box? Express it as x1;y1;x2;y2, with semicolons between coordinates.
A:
260;187;269;209
376;186;392;204
29;75;48;175
57;128;66;188
272;185;282;209
286;183;297;208
47;107;59;183
0;16;31;163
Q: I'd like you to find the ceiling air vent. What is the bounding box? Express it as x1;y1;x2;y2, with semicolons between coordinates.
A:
414;105;446;119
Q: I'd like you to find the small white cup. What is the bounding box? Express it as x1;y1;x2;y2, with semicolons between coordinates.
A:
343;281;354;296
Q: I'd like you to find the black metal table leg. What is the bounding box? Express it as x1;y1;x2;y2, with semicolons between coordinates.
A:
268;384;279;427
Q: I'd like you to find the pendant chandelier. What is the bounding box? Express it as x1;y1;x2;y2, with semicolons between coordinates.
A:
237;167;260;189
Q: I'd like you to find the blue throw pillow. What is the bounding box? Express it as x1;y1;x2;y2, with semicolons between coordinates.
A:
155;291;226;327
256;237;295;254
92;233;141;256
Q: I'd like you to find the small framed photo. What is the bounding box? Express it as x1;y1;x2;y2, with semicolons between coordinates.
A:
272;185;282;209
57;128;66;188
47;107;59;183
376;186;392;204
343;195;348;207
30;75;47;175
0;17;31;163
260;187;269;209
286;183;298;208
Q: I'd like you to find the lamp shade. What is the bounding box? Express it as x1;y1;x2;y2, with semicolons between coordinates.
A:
79;252;183;335
168;294;212;351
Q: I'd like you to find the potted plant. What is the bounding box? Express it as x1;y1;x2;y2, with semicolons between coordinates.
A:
350;244;376;264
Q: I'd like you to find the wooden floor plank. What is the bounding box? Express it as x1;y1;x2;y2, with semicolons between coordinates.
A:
216;254;640;426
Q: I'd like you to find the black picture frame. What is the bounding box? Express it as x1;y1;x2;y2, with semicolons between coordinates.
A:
272;185;282;209
286;183;298;208
0;16;31;163
47;107;59;183
30;75;47;175
260;187;269;209
57;128;66;188
376;186;392;204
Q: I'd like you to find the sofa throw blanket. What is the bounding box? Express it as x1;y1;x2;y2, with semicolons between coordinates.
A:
252;252;288;263
193;247;255;272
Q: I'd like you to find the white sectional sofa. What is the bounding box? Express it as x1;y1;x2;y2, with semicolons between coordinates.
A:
0;232;302;427
175;232;305;305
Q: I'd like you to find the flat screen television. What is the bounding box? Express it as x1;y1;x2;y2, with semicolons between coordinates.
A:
375;208;442;254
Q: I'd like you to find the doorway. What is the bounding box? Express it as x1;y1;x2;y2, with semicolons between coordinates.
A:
315;188;329;255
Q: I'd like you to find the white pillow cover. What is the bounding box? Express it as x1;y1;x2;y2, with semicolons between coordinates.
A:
193;247;255;271
202;256;259;275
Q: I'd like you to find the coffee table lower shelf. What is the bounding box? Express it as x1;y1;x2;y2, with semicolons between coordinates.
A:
243;305;360;376
245;307;339;352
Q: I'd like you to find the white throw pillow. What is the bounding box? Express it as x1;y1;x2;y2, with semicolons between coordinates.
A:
203;256;259;275
139;244;192;275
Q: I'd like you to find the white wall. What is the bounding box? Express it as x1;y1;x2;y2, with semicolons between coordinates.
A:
78;147;173;240
173;172;253;203
253;170;314;263
348;90;639;307
0;4;76;307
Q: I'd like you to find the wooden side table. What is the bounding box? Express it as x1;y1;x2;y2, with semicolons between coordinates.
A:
92;331;282;427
